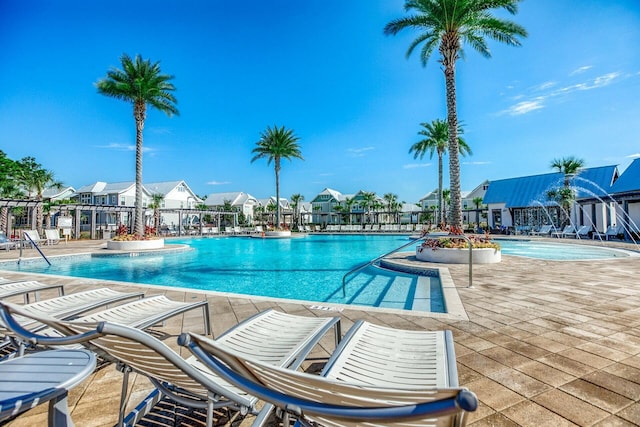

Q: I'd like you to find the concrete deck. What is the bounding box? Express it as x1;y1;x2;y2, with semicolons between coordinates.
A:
1;236;640;426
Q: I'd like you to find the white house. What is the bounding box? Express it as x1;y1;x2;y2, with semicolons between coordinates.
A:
205;191;259;225
145;180;202;228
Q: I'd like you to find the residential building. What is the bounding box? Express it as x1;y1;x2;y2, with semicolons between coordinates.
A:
145;180;202;228
205;192;259;226
483;165;618;233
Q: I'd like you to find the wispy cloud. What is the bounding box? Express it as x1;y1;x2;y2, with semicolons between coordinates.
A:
207;180;231;185
627;153;640;159
462;161;492;165
95;143;155;153
403;163;431;169
500;71;624;117
347;147;375;157
502;100;544;116
318;172;335;177
569;65;592;76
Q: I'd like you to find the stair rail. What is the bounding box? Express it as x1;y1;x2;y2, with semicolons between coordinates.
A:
20;232;51;266
341;233;473;297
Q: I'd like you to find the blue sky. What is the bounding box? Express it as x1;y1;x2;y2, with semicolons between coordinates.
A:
1;0;639;203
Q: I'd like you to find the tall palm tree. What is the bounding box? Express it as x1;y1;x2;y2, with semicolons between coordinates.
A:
361;192;377;224
15;157;63;235
344;197;356;225
409;119;471;226
385;0;527;228
290;193;304;230
96;53;178;237
548;156;585;226
251;125;303;229
0;151;22;233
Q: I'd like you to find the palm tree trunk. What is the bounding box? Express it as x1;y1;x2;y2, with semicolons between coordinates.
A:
437;153;444;226
274;159;281;229
444;64;462;229
0;207;7;233
134;104;146;237
36;197;44;235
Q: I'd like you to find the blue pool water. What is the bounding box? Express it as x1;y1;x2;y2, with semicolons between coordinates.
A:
495;239;632;260
1;235;445;313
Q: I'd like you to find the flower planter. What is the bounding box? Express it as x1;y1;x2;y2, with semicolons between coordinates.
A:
416;246;501;264
107;238;165;251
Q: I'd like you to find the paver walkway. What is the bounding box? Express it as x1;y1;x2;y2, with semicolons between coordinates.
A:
1;237;639;426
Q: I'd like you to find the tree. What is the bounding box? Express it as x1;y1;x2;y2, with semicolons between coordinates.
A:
548;156;585;227
148;193;165;235
409;119;471;226
472;196;484;229
290;193;304;230
385;0;526;228
96;53;178;236
361;192;377;224
0;151;22;233
251;125;303;229
383;193;399;223
15;157;63;234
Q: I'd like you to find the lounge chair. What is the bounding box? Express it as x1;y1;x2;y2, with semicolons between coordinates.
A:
573;225;591;239
0;234;17;251
0;287;143;355
0;280;65;303
592;225;624;241
182;320;478;427
22;229;45;246
529;224;553;236
551;225;575;238
0;304;340;427
44;229;61;245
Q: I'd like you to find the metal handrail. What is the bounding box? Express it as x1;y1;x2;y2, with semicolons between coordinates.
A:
20;232;51;266
341;233;474;297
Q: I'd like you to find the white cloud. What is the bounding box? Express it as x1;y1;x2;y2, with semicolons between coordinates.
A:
503;100;544;116
318;172;335;177
207;180;231;185
462;161;492;165
403;163;431;169
627;153;640;159
95;143;154;153
534;81;556;91
569;65;592;76
347;146;375;157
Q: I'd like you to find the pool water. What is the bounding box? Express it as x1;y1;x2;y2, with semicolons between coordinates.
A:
496;239;632;260
1;235;445;313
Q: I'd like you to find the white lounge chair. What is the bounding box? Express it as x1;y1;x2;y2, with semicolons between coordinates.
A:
0;280;65;303
530;224;553;236
44;229;61;245
0;304;340;427
0;235;17;251
593;225;624;241
22;230;45;246
573;225;591;239
183;320;478;427
551;225;575;238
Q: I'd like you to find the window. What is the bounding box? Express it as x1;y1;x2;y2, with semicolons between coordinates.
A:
80;194;91;204
177;185;185;192
120;199;125;206
111;195;116;204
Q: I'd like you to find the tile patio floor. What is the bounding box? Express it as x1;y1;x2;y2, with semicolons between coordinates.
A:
1;236;639;426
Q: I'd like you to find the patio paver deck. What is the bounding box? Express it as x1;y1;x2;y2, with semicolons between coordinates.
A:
0;236;639;426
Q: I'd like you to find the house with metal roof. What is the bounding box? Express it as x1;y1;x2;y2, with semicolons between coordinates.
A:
610;158;640;237
145;181;203;229
483;165;619;233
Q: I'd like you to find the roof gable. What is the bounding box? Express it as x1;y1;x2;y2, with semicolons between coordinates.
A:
611;158;640;194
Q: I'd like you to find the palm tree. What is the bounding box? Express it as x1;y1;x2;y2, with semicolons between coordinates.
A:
383;193;399;224
472;196;484;229
96;53;178;237
0;151;22;233
361;192;377;224
548;156;585;227
409;119;471;226
251;125;303;230
148;193;165;235
385;0;527;228
290;193;304;230
442;189;451;225
15;157;63;235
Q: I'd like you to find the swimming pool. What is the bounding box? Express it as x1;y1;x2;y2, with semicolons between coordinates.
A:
495;239;634;260
1;235;445;313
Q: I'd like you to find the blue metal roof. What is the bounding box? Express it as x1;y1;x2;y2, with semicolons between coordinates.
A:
611;158;640;194
484;165;618;208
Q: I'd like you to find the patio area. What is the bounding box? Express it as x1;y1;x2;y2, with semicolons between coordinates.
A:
1;237;640;426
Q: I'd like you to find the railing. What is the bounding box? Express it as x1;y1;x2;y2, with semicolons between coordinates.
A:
20;232;51;266
341;233;474;297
